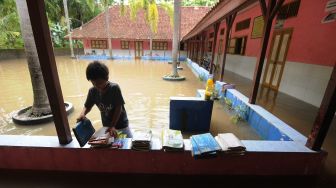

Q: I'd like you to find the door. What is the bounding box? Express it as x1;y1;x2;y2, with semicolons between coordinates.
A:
262;28;293;91
134;41;143;58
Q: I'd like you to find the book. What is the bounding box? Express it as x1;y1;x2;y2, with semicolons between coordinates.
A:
162;129;184;152
88;127;114;147
191;133;221;154
72;119;95;147
132;130;152;151
215;133;246;155
190;137;217;159
190;133;221;159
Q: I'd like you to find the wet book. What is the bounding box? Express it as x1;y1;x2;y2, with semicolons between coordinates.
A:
131;130;152;151
215;133;246;155
72;119;95;147
190;133;221;159
88;127;114;148
162;129;184;152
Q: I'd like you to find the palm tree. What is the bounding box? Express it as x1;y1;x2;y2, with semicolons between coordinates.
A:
15;0;51;116
102;0;113;58
63;0;75;57
171;0;180;77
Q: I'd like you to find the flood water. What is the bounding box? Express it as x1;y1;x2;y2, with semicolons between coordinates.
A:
0;57;260;140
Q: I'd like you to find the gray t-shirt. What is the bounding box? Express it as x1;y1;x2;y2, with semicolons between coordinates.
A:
84;81;129;129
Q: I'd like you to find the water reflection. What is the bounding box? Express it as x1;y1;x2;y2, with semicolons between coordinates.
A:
0;57;260;140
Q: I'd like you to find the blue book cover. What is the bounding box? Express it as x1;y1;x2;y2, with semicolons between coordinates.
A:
192;133;221;154
190;137;201;157
72;119;95;147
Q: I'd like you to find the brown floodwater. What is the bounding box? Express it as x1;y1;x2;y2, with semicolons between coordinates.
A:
0;56;260;140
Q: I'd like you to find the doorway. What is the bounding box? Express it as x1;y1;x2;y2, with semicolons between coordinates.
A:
135;41;143;58
262;28;293;91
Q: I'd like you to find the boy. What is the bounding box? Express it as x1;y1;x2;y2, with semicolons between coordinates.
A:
77;61;132;138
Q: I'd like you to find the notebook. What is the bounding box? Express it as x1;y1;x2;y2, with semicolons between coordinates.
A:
72;119;95;147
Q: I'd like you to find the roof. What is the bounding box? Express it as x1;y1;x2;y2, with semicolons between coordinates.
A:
182;0;258;40
71;6;210;40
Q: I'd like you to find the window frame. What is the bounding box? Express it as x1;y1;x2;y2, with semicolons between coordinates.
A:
90;40;107;49
227;36;248;55
152;41;168;50
121;41;130;49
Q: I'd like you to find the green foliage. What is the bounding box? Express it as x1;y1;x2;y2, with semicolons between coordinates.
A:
181;0;218;6
0;0;23;48
230;105;248;124
223;97;233;109
50;22;68;48
0;0;100;49
128;0;173;34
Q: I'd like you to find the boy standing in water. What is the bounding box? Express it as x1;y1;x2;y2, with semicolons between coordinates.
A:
77;61;132;138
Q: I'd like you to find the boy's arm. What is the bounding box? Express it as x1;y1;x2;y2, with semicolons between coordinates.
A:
76;106;92;122
106;105;122;137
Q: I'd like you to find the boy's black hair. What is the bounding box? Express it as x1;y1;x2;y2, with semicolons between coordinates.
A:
86;61;109;81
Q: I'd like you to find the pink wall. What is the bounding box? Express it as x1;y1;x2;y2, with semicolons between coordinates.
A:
206;0;336;66
283;0;336;66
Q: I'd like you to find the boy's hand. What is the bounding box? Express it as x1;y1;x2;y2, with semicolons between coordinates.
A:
76;114;86;122
106;127;117;138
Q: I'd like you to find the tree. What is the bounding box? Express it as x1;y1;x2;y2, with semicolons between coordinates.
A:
171;0;180;77
0;0;23;48
63;0;75;57
101;0;114;58
15;0;51;116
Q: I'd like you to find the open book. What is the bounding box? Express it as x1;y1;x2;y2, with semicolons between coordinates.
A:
215;133;246;154
88;127;114;147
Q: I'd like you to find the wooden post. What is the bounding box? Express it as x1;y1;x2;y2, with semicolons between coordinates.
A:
191;39;195;61
249;0;284;104
26;0;72;144
306;63;336;151
201;32;206;64
210;22;220;74
220;13;236;81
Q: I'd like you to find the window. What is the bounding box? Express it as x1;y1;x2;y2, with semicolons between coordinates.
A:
121;41;129;49
277;0;300;20
91;40;107;49
208;41;213;52
209;32;214;38
236;18;251;31
220;28;225;35
218;39;223;55
227;36;247;55
251;16;264;39
153;41;168;50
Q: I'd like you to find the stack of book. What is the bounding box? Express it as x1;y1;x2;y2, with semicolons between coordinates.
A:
162;129;184;152
131;130;152;151
88;127;114;148
190;133;221;159
215;133;246;155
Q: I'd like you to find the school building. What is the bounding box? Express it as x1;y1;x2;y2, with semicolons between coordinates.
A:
183;0;336;107
71;6;210;58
